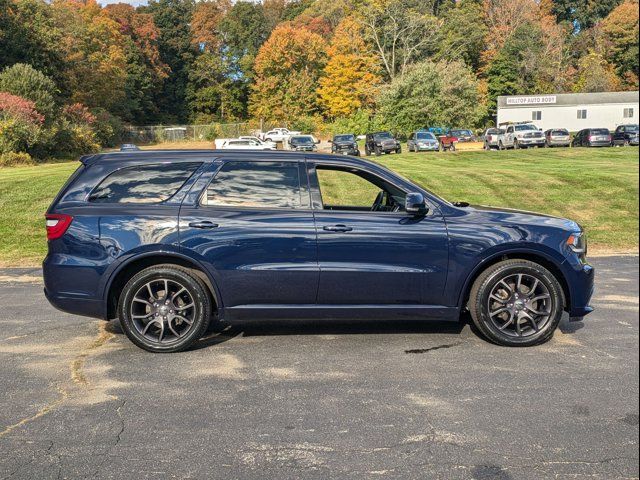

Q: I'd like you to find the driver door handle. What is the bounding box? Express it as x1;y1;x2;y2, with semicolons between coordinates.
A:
323;224;353;233
188;221;219;229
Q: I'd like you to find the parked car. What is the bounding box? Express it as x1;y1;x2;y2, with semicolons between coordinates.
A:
260;128;301;143
483;128;503;150
220;139;274;150
499;122;545;149
43;150;594;352
449;129;476;142
437;131;458;151
288;135;318;152
364;132;402;156
407;131;440;152
612;124;639;146
239;136;277;150
330;134;360;156
571;128;612;148
544;129;571;148
120;144;140;152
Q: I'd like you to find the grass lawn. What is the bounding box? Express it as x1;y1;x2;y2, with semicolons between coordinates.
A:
0;146;637;266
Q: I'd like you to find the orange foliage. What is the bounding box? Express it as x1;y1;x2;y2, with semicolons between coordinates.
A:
191;0;232;52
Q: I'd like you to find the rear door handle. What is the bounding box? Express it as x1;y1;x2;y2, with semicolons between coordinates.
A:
323;224;353;233
188;221;219;229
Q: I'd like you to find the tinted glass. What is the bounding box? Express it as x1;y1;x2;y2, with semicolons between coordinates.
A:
515;125;537;131
334;135;356;142
591;129;609;135
416;132;436;140
552;129;569;135
486;129;500;134
205;161;302;208
290;136;314;145
626;124;639;132
374;132;393;140
90;163;200;204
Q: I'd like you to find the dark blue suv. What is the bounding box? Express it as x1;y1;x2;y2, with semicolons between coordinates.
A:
43;150;594;352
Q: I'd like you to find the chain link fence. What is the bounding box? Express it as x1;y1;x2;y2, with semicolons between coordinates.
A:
121;121;284;145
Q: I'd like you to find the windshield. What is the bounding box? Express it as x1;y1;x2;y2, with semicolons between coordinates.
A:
334;135;356;142
373;132;394;141
591;129;610;135
416;132;436;140
515;124;537;131
291;136;314;145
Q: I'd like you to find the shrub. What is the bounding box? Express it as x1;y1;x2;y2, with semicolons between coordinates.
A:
327;110;389;136
0;64;58;120
0;151;35;167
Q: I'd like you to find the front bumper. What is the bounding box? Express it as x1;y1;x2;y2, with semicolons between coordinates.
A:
415;143;439;151
519;138;545;146
333;147;360;156
564;260;595;318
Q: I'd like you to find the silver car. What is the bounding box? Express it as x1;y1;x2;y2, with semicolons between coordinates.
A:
408;131;440;152
544;129;571;148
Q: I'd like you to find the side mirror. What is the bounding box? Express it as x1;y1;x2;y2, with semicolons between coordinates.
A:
405;192;427;216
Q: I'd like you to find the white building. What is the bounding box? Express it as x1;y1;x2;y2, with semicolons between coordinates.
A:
497;91;639;132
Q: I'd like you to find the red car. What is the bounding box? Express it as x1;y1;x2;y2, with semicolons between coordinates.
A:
438;132;458;151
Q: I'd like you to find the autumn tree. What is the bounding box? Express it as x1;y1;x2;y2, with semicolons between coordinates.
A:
572;51;622;92
51;0;127;112
550;0;623;31
191;0;232;52
379;59;482;133
103;4;169;122
249;24;327;121
600;0;639;87
317;16;381;118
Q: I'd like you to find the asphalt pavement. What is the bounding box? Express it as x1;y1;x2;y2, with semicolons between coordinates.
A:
0;256;638;479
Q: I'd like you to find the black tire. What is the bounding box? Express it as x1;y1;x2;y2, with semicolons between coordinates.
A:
513;139;519;150
396;147;402;154
118;265;212;353
468;259;564;347
375;146;381;156
450;143;456;152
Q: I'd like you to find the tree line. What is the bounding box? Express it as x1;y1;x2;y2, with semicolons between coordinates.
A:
1;0;638;161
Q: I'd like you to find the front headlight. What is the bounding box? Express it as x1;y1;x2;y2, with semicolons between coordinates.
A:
567;232;587;255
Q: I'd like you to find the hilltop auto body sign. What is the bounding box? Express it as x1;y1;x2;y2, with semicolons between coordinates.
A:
506;95;557;106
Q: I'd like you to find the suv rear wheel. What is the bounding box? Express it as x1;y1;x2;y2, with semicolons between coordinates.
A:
468;259;564;347
118;265;212;352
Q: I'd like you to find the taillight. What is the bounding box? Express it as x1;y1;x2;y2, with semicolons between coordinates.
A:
45;214;73;240
588;135;594;142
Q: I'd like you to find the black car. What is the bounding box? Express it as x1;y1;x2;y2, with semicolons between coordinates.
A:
571;128;612;147
612;124;639;146
331;134;360;156
364;132;401;156
288;135;318;152
449;129;475;142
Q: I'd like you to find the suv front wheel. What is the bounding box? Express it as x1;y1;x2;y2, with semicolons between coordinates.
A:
118;265;212;352
468;259;564;347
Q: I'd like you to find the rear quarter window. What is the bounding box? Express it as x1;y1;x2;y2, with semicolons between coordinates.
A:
89;163;201;204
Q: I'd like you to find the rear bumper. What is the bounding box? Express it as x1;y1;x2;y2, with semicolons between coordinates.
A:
587;141;611;147
44;287;105;319
549;140;570;147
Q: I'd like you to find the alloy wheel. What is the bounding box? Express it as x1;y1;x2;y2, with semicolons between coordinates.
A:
130;278;196;344
486;273;553;338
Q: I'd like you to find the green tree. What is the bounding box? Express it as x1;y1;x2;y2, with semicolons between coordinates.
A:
438;0;487;72
379;59;482;133
0;63;58;121
550;0;622;31
143;0;196;122
187;53;245;122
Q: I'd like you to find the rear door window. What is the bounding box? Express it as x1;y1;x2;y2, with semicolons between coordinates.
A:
89;163;201;204
204;161;303;209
